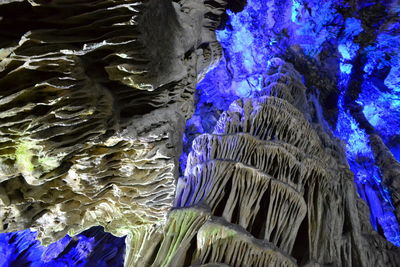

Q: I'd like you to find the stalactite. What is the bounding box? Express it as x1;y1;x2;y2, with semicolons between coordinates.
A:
1;0;400;265
193;218;297;267
139;58;400;267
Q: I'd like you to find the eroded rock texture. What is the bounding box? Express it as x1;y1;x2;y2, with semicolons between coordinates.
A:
0;226;126;266
1;0;400;266
0;0;226;260
136;59;400;267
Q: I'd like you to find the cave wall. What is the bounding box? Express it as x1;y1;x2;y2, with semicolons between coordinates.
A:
0;0;226;265
141;58;400;267
185;0;400;247
0;0;400;266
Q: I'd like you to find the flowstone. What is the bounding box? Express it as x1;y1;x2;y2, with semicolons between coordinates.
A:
1;1;400;266
134;59;400;267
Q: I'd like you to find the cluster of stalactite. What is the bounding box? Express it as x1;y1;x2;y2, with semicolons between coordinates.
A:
0;0;226;251
131;58;400;267
1;1;400;266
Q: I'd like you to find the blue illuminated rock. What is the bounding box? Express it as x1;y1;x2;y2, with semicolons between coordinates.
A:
1;0;400;266
0;227;125;266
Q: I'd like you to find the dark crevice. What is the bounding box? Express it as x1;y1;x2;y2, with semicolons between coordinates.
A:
250;185;270;239
213;177;233;217
291;188;310;265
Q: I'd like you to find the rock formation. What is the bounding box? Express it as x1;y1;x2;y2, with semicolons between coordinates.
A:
1;0;400;266
132;58;400;266
0;226;126;266
0;0;225;255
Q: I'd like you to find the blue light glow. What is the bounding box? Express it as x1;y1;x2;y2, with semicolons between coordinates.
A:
336;100;400;245
181;0;278;174
290;0;345;56
357;80;400;140
340;63;353;74
291;0;301;23
344;17;363;38
0;227;125;266
3;1;400;263
182;0;400;247
385;65;400;93
338;44;352;60
215;1;275;96
336;45;400;246
391;145;400;162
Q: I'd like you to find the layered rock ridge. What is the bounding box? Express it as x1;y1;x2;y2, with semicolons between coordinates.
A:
138;59;400;267
0;0;227;262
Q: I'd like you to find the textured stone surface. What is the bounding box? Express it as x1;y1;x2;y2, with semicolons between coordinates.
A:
0;226;126;266
137;59;400;266
1;0;400;266
0;0;226;253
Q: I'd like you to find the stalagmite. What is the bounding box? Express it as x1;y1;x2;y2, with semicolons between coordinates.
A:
1;1;400;266
193;218;297;267
136;58;400;267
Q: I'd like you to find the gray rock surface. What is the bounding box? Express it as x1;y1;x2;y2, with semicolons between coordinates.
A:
0;1;399;266
0;0;225;251
135;59;400;267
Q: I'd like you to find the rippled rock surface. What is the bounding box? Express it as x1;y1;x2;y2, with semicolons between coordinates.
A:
131;59;400;266
1;0;400;266
0;0;227;263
